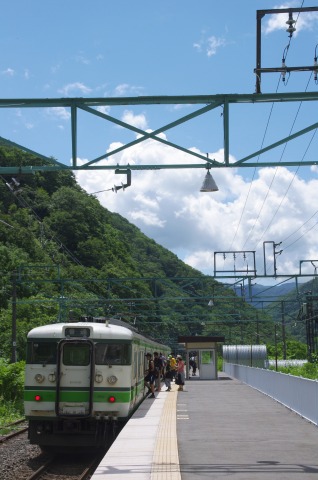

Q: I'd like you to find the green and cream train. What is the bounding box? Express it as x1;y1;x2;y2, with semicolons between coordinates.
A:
24;319;170;448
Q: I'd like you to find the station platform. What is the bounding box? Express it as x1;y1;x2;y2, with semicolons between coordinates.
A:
91;372;318;480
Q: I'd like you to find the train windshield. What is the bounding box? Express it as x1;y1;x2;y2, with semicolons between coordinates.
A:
63;343;90;366
95;343;131;365
27;341;57;364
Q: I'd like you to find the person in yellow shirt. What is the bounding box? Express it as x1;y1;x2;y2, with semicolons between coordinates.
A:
169;354;177;381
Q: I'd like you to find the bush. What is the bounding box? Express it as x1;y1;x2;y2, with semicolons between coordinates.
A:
270;362;318;380
0;359;25;416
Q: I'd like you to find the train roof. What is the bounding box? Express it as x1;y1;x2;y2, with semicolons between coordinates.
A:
27;322;136;341
27;321;169;351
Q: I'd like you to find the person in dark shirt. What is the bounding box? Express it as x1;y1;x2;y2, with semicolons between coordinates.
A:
144;353;156;398
153;351;163;392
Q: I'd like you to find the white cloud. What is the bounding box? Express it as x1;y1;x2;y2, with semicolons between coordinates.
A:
1;68;14;76
46;107;71;120
130;210;166;227
193;35;226;56
114;84;131;96
206;36;227;57
75;133;318;278
96;105;111;115
58;82;92;96
184;250;215;272
113;83;144;96
133;193;160;210
122;110;148;130
264;4;318;36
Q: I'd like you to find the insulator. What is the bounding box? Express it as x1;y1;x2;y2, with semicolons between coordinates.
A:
282;59;286;83
286;12;296;38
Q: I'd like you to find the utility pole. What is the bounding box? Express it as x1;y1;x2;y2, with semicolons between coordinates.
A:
281;301;287;360
274;324;278;371
11;271;17;363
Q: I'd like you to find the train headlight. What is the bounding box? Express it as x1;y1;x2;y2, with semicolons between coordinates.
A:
48;373;56;383
95;373;103;383
108;396;116;403
107;375;118;385
35;374;45;383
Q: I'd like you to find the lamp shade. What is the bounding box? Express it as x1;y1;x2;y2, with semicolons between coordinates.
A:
200;171;218;192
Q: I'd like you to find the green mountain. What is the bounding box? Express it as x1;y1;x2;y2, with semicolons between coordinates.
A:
264;278;318;345
0;145;274;360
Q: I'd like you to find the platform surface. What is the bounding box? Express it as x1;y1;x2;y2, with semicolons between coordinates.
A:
91;373;318;480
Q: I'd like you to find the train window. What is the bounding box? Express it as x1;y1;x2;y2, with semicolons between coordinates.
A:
95;343;131;365
63;344;90;366
27;341;57;364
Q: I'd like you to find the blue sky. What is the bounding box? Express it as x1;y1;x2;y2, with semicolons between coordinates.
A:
1;1;318;285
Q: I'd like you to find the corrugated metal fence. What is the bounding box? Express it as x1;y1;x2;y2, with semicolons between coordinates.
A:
223;363;318;426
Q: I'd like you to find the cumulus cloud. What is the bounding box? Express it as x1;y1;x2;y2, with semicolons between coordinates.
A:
264;4;318;36
121;110;148;130
75;133;318;279
96;106;111;115
113;83;144;96
46;107;71;120
58;82;92;96
130;209;166;227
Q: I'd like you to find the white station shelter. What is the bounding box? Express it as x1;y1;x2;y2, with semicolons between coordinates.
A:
178;335;225;380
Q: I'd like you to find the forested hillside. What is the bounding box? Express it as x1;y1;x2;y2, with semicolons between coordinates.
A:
0;145;275;360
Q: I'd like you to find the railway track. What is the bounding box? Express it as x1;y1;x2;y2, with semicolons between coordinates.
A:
23;453;103;480
0;419;29;443
0;422;106;480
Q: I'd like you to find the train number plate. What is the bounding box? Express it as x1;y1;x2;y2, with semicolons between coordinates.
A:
61;406;86;415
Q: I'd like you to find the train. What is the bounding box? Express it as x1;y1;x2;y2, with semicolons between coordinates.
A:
24;318;170;448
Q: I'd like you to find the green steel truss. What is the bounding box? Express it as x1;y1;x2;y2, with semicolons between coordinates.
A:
0;91;318;174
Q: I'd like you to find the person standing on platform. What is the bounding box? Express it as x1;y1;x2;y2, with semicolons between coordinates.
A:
144;353;156;398
190;356;197;376
169;354;177;381
153;351;163;392
164;355;173;391
176;354;185;391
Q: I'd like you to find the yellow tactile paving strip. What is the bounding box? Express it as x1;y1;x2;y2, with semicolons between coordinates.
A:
151;385;181;480
91;384;181;480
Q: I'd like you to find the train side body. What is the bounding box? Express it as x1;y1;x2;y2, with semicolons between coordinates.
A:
24;321;169;447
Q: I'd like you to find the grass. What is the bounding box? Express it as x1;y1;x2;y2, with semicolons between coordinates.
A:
269;362;318;380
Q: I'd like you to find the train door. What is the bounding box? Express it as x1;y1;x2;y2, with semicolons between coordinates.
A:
131;347;138;406
55;339;95;417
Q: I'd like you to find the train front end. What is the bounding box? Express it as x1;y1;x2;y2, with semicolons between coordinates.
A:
24;322;135;448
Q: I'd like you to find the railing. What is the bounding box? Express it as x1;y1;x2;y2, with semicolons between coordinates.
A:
223;363;318;426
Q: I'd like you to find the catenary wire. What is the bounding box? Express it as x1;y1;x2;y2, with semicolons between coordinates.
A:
239;3;315;253
254;73;316;250
241;9;303;249
229;11;297;251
